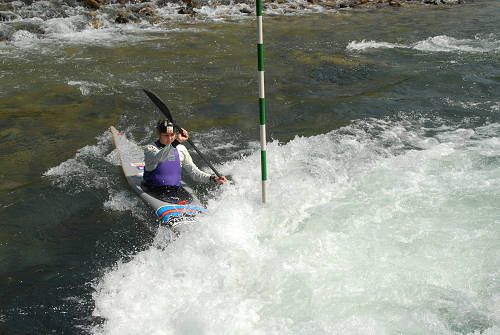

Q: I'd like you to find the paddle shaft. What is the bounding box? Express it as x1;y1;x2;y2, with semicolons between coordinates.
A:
184;138;222;179
143;89;223;179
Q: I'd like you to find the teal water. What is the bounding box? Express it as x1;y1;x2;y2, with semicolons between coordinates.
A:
1;1;499;334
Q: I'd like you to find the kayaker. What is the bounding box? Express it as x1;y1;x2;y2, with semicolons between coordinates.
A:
143;120;227;203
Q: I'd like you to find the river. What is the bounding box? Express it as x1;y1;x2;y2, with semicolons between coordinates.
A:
0;0;499;334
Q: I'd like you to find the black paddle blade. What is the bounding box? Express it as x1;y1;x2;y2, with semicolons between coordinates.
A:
143;89;174;122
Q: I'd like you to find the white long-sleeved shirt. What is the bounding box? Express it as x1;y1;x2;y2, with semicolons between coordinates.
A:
144;142;211;183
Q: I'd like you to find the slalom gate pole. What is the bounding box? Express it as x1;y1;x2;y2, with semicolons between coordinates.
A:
256;0;268;203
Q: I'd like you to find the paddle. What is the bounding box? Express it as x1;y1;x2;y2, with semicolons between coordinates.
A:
143;89;223;179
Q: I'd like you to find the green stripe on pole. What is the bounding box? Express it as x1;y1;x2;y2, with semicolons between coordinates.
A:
259;98;266;124
261;151;267;180
257;44;264;71
256;0;262;16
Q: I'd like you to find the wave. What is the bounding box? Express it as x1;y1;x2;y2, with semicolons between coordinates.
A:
347;34;500;53
43;131;117;192
91;117;500;334
67;80;108;96
346;40;409;51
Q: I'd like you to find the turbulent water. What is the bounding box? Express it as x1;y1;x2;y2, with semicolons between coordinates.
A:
1;0;499;334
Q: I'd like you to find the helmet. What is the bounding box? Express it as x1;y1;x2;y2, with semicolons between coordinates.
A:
157;119;174;133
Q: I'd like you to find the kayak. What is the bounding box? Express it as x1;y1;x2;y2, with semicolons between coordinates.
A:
109;126;206;226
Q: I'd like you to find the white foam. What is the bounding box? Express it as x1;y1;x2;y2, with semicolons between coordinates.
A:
44;128;155;225
492;103;500;113
194;3;255;19
414;35;500;53
67;80;108;96
444;98;500;114
103;188;152;223
0;0;336;53
348;34;500;53
44;131;114;192
103;190;140;212
42;17;81;35
92;119;500;334
347;40;408;51
10;29;38;42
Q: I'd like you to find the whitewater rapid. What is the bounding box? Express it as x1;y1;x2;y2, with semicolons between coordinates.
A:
88;117;500;334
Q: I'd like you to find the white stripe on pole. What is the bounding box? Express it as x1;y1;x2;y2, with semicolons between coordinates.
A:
259;71;265;98
257;17;263;44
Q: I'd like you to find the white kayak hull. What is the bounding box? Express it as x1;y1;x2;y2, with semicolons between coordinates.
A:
110;126;206;225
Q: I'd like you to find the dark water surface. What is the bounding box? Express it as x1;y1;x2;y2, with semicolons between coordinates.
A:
1;1;499;333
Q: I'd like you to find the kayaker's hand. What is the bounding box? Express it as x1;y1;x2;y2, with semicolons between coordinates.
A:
177;128;188;142
211;175;228;184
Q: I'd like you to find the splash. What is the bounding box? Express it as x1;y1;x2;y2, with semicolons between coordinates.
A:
43;130;123;193
91;118;500;334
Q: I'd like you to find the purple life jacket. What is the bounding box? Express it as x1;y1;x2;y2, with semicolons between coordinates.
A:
143;142;182;187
